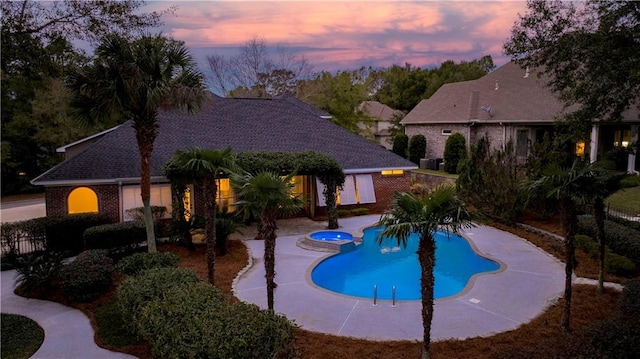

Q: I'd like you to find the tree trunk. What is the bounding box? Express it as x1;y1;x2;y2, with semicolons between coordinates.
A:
136;130;157;253
263;207;278;311
593;198;606;293
204;176;218;285
324;181;339;229
418;235;436;359
560;198;577;331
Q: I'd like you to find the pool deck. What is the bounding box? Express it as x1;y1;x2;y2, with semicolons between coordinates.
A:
233;215;566;341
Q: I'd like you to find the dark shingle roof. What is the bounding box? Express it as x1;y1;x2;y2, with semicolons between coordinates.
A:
402;61;640;125
33;95;416;185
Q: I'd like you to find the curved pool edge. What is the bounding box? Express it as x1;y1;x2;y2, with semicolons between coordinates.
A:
233;215;566;342
307;225;506;302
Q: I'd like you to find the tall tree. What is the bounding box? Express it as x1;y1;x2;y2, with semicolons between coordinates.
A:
232;171;303;310
167;147;236;284
377;186;475;359
207;36;314;97
526;160;599;331
504;0;640;123
1;0;167;195
67;34;206;253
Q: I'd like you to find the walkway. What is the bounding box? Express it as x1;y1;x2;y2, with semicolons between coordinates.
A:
234;215;567;341
1;269;135;359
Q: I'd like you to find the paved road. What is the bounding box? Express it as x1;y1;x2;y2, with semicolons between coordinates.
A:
0;198;45;223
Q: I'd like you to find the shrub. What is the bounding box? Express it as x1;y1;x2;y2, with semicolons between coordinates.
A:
586;279;640;358
575;235;635;276
117;267;201;333
443;132;467;174
577;215;640;263
58;250;114;302
83;221;146;257
0;213;111;258
619;174;640;188
116;252;180;276
337;209;351;217
408;134;426;164
392;133;408;158
14;252;64;291
136;283;228;356
350;208;370;216
124;206;167;221
216;207;243;256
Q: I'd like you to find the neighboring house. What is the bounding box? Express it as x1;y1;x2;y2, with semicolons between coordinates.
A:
359;101;402;149
32;94;417;223
402;62;640;172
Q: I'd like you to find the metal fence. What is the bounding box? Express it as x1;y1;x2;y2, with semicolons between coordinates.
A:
606;204;640;222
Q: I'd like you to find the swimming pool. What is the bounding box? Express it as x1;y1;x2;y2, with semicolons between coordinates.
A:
311;226;501;300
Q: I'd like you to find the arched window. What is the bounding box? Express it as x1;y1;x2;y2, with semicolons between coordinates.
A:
68;187;98;214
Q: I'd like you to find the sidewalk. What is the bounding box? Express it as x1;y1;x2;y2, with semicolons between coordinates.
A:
1;269;136;359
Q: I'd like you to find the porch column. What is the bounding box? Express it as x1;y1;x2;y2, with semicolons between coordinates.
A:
590;124;599;163
628;125;638;173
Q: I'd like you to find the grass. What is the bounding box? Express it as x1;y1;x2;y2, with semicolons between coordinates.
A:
606;185;640;215
1;313;44;359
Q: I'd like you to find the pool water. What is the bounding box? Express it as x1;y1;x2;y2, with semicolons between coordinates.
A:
309;231;353;241
311;226;500;300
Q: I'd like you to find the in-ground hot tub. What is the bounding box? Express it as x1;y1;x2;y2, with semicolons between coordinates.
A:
297;230;360;253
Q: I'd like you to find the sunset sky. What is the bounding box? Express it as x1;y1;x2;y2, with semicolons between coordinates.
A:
145;1;530;72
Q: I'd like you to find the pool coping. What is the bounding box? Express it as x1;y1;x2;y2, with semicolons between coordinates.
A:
233;215;566;341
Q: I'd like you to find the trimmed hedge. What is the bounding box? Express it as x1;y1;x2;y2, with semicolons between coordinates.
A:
83;221;146;257
443;132;467;174
408;134;426;165
116;267;297;358
58;250;114;302
117;267;201;334
574;235;635;276
116;252;180;277
577;215;640;263
0;214;112;259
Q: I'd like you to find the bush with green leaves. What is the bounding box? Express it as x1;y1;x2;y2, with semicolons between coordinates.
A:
58;250;114;302
392;133;408;158
83;220;146;257
0;213;111;259
350;208;370;216
124;206;167;221
408;134;426;164
14;252;64;291
574;235;635;276
577;215;640;263
586;279;640;358
619;174;640;188
116;252;180;276
117;267;201;333
443;132;467;174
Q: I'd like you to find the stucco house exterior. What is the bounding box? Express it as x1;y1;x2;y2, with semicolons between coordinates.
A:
32;94;417;223
402;62;640;172
359;101;402;149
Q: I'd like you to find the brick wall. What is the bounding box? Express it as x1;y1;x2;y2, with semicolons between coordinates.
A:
46;185;120;222
405;124;469;159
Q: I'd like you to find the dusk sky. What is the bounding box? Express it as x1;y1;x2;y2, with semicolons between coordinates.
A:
145;1;529;72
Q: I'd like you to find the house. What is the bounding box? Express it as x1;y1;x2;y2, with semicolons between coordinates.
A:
32;94;417;223
402;62;640;172
359;101;403;149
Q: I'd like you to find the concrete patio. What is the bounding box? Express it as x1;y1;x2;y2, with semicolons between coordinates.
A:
233;215;566;341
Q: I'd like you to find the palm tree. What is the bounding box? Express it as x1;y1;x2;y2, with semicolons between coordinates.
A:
67;33;206;253
232;171;303;310
169;147;235;285
377;186;475;359
526;159;597;331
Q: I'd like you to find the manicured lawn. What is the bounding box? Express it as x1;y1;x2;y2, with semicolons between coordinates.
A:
1;313;44;359
606;186;640;216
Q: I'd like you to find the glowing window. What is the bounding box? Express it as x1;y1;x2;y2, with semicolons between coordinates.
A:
381;169;404;175
68;187;98;214
216;178;235;211
575;141;585;157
